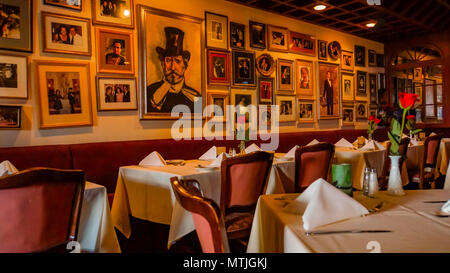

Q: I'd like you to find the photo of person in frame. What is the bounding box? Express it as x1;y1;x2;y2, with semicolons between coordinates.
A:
343;109;353;122
230;22;244;48
213;56;225;79
0;63;17;88
105;39;127;65
238;57;250;79
281;66;290;85
0;4;21;39
280;100;292;116
212;97;224;117
299;67;310;89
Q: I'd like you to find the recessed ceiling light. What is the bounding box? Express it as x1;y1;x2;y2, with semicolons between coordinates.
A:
313;5;327;11
366;22;376;28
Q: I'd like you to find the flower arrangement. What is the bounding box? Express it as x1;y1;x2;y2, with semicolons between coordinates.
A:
367;115;381;138
388;92;420;155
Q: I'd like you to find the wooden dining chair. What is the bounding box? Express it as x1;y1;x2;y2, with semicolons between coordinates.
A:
294;142;335;193
0;167;85;253
170;177;229;253
411;134;443;189
380;138;410;190
220;151;274;243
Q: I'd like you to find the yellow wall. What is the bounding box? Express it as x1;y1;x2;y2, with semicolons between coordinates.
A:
0;0;384;147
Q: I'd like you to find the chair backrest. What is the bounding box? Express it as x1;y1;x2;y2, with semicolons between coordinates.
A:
294;142;335;193
170;177;229;253
0;167;85;253
220;151;274;214
423;134;443;167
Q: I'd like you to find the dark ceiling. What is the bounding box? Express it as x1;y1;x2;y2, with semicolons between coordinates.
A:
225;0;450;43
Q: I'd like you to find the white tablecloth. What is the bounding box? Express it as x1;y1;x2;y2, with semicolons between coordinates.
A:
111;158;293;248
78;182;121;253
247;189;450;253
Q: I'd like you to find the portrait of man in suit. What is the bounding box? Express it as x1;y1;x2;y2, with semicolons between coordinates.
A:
146;27;201;113
322;71;334;115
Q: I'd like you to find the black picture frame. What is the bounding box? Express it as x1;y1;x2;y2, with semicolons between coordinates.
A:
369;73;377;104
249;21;266;50
355;45;365;67
356;70;367;97
230;21;245;50
376;53;384;67
0;105;21;129
317;40;327;60
232;50;256;87
368;49;376;66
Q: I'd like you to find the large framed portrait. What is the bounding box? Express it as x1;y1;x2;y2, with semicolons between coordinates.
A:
44;0;82;11
368;49;376;67
327;41;341;60
289;31;315;56
249;21;265;50
318;62;340;119
205;12;228;50
0;0;32;52
207;49;230;86
255;53;274;77
0;105;21;129
355;45;365;67
369;73;377;104
258;77;274;104
295;59;314;98
138;6;204;120
342;103;355;126
207;91;229;123
341;72;354;102
297;99;315;123
277;59;294;92
267;25;288;52
0;55;28;99
42;12;91;56
35;60;93;128
96;28;133;74
341;50;354;71
317;40;327;60
232;50;256;87
356;70;367;100
277;95;295;122
92;0;134;29
96;76;137;111
230;22;245;50
356;102;368;119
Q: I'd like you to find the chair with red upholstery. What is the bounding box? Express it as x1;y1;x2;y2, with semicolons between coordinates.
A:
410;134;443;189
294;142;335;193
0;167;85;253
380;137;410;190
170;177;229;253
220;151;274;243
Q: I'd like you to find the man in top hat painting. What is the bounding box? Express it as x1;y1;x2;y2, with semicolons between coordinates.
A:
147;27;201;113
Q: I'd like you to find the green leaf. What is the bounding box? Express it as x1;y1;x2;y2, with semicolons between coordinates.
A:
412;129;422;134
388;131;399;155
391;118;402;136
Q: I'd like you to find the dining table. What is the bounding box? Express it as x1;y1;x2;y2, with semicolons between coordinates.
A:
247;189;450;253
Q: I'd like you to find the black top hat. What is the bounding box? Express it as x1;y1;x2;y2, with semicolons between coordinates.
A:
156;27;190;61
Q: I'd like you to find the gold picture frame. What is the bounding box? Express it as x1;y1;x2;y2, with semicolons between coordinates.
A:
295;59;314;98
92;0;135;29
341;72;355;102
297;99;315;123
207;91;229;123
277;59;294;92
341;50;354;71
267;25;289;52
96;27;134;75
342;103;355;126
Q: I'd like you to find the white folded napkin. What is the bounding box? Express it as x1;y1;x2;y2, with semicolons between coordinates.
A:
307;139;319;146
245;143;262;153
139;151;166;167
441;200;450;213
335;138;354;148
430;132;437;136
284;178;369;230
199;146;217;160
359;140;384;151
284;145;299;158
410;138;420;146
0;160;18;177
209;152;231;167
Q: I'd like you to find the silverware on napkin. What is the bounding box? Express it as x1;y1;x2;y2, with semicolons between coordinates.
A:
305;230;392;236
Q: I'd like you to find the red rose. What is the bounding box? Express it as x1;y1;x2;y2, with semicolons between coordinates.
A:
374;118;381;124
399;92;418;109
368;115;375;121
406;115;415;120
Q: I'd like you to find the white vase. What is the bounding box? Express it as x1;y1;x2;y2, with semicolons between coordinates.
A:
387;155;405;196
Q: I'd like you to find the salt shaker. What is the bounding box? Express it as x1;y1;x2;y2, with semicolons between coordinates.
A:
363;167;370;196
368;168;379;197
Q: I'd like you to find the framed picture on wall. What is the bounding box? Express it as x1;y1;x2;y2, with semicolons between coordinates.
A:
295;59;314;98
327;41;341;60
297;99;315;123
207;91;229;122
317;40;327;60
0;105;21;129
258;77;274;104
356;70;367;100
267;25;288;52
230;21;245;50
356;102;368;119
318;62;340;119
355;45;365;67
207;49;230;86
232;50;256;87
0;0;33;53
92;0;134;29
42;12;91;56
368;49;376;66
277;59;294;92
369;73;377;104
249;21;265;49
277;95;296;122
96;28;134;74
414;82;423;104
376;53;384;67
96;76;137;111
205;12;228;50
44;0;82;11
289;31;315;56
255;53;274;77
341;50;354;71
341;72;354;102
342;104;355;126
35;60;93;128
138;6;204;120
231;88;256;123
0;55;28;99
